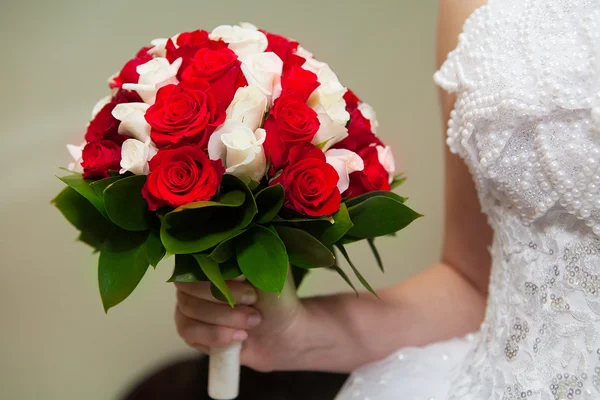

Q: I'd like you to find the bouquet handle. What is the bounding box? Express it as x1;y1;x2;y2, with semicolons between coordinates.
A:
208;343;242;400
207;272;296;399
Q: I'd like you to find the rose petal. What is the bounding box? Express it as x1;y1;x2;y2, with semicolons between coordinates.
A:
312;113;349;151
112;102;151;142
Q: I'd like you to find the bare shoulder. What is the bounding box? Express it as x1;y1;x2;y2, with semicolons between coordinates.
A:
436;0;487;68
436;0;486;112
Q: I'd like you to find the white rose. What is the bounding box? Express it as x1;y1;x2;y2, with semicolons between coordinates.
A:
209;24;268;59
294;47;349;124
122;57;182;104
67;143;85;173
112;102;151;142
294;46;331;79
147;34;180;57
358;102;379;133
120;139;157;175
91;96;112;119
148;38;168;57
325;149;364;194
238;22;258;30
294;46;314;60
301;61;349;126
226;86;268;131
376;145;396;183
296;52;338;87
241;52;283;102
208;120;267;182
312;113;348;151
301;57;327;79
308;77;349;126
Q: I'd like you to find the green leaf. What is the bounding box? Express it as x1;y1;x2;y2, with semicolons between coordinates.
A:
52;187;112;234
247;179;261;191
210;283;228;303
336;244;378;297
168;254;208;282
209;230;246;264
291;265;309;289
346;196;421;239
272;214;331;223
254;184;284;224
330;265;358;296
89;176;121;199
193;254;235;307
59;167;79;174
98;231;150;312
275;225;335;269
58;174;107;217
344;190;408;209
166;190;245;219
235;225;288;293
390;174;407;189
77;231;105;252
210;240;235;264
161;175;257;254
337;235;361;245
104;175;152;231
221;258;243;280
319;203;353;246
367;238;384;272
316;137;335;150
146;231;165;268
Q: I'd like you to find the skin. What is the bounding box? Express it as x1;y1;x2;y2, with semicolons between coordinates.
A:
174;0;491;373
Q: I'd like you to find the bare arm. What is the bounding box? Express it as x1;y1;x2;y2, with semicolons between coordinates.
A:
289;0;492;372
174;0;492;373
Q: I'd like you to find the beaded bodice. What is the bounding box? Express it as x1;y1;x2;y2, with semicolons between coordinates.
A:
435;0;600;398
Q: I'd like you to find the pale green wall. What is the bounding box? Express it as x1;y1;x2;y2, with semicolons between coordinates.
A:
0;1;442;398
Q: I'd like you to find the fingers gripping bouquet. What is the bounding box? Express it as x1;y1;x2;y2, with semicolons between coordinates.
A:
53;23;420;399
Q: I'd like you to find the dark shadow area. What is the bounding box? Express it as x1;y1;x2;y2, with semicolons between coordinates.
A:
122;355;349;400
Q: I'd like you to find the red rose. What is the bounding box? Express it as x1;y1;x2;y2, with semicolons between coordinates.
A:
183;47;238;81
262;95;320;173
271;95;320;143
81;140;121;179
182;47;247;115
260;30;299;62
145;80;223;148
263;116;289;172
109;47;152;89
347;146;390;197
343;89;360;110
166;30;227;78
281;55;320;103
85;90;140;143
334;108;381;152
142;145;224;210
273;144;341;216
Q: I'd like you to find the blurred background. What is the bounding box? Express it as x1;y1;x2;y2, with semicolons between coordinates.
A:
0;0;442;399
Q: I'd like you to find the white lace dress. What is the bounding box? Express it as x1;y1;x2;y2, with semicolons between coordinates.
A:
336;0;600;399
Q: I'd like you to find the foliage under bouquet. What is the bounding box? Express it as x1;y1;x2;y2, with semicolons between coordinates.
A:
52;22;420;399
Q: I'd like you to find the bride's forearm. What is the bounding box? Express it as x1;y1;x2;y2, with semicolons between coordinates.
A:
292;262;486;372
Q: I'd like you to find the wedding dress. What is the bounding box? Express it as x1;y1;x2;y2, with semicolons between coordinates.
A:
336;0;600;398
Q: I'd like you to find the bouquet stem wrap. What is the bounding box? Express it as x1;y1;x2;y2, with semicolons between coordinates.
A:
208;273;297;399
208;343;242;400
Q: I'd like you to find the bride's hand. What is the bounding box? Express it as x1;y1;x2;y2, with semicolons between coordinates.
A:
174;277;308;372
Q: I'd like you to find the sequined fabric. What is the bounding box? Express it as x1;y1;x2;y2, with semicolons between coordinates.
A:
337;1;600;399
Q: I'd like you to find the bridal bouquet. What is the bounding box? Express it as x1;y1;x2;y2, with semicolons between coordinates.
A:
53;23;420;399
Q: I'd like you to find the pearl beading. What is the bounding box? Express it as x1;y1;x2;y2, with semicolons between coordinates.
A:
434;0;600;237
438;1;600;399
